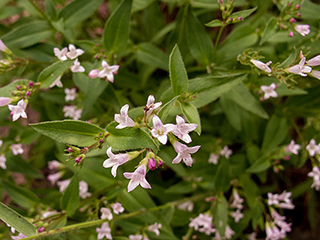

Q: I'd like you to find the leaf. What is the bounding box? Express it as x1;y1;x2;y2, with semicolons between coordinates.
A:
106;122;158;151
179;101;201;135
132;0;154;13
169;44;189;96
260;17;278;45
245;155;271;173
103;0;132;53
37;60;74;89
229;7;257;21
158;96;179;122
0;202;36;236
59;0;103;27
220;94;242;131
45;0;57;21
214;159;230;192
0;79;30;98
186;10;213;65
278;48;297;68
30;120;105;147
6;153;42;178
214;195;228;235
61;172;79;217
205;19;223;27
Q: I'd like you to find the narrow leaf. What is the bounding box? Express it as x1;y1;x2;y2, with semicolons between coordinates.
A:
136;43;169;71
61;172;79;217
205;19;223;27
158;96;179;122
260;17;278;45
214;195;228;235
278;48;297;68
214;159;230;192
246;156;271;173
229;7;257;21
179;101;201;135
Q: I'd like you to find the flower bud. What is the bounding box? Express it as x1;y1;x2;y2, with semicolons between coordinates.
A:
290;18;295;23
38;226;45;233
288;31;294;37
0;97;11;106
26;91;31;96
295;4;300;10
148;157;157;170
297;12;301;17
75;154;85;164
28;82;34;87
88;69;100;79
157;159;163;168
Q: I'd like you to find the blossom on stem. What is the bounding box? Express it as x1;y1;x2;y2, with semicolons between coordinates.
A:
66;44;84;59
96;222;112;240
123;165;151;192
177;200;194;212
285;140;300;155
288;57;312;76
308;166;320;191
172;142;200;167
307;55;320;66
57;179;71;193
310;70;320;80
0;39;9;52
144;95;162;118
11;143;23;155
189;213;215;236
79;180;91;199
65;88;77;102
260;83;278;100
47;172;63;185
103;147;130;177
112;202;124;214
100;207;113;220
220;145;232;159
53;47;68;61
294;24;310;36
114;104;135;129
208;153;219;164
49;75;63;88
11;233;28;240
230;209;244;223
250;59;272;73
96;60;119;82
48;160;61;170
0;154;6;169
172;115;197;143
231;189;244;209
70;58;85;73
8;99;27;121
0;97;11;106
129;235;143;240
148;222;162;236
63;105;82;120
151;115;175;144
306;139;320;156
88;69;100;79
42;210;58;218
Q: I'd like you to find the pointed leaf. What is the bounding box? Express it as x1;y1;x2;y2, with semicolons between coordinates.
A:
214;195;228;235
205;19;223;27
229;7;257;21
158;96;179;122
179;101;201;135
61;172;79;217
214;159;230;192
136;43;169;71
260;17;278;45
278;48;297;68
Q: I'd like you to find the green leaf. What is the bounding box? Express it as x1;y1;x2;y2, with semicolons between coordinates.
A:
245;155;271;173
45;0;57;21
0;79;30;98
186;10;213;66
37;60;74;89
106;122;158;151
229;6;257;21
259;17;278;45
61;172;79;217
169;44;189;96
214;195;228;235
214;159;230;192
132;0;154;13
6;153;42;179
179;101;201;135
0;202;36;236
165;181;195;194
220;94;242;131
30;120;105;147
278;48;297;68
205;19;223;27
158;96;179;122
261;115;288;154
103;0;132;53
59;0;103;27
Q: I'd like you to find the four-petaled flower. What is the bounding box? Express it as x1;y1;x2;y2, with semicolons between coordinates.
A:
114;104;135;129
288;57;312;76
96;222;112;240
123;165;151;192
294;24;310;36
285;140;300;155
53;47;68;61
148;222;162;236
65;88;77;102
8;99;27;121
208;153;219;164
11;143;24;155
79;180;91;199
144;95;162;118
103;147;130;177
112;202;125;214
231;209;244;223
0;154;6;169
220;145;233;159
260;83;278;100
306;139;320;157
172;141;200;167
100;207;113;220
63;105;82;120
70;58;85;73
172;115;197;143
50;75;63;88
66;44;84;59
151;115;175;144
97;60;119;82
250;59;272;73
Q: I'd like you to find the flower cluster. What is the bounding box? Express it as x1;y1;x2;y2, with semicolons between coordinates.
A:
208;145;233;165
230;189;244;223
54;44;85;73
267;191;295;209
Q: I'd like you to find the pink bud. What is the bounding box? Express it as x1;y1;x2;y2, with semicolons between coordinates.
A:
16;86;20;90
289;31;294;37
26;91;31;96
157;159;163;168
99;139;104;144
148;157;157;170
96;43;100;47
38;227;45;233
284;155;290;160
280;24;284;29
101;49;104;52
238;17;242;21
288;3;292;6
114;71;118;75
88;69;100;79
295;4;300;9
297;13;301;17
0;97;11;106
229;17;233;22
75;156;82;163
67;147;73;152
28;82;34;87
290;18;295;23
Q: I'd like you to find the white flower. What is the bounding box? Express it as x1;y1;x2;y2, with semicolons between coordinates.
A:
42;210;58;218
220;145;233;159
103;147;130;177
230;209;244;223
112;202;124;215
260;83;278;100
231;189;244;209
208;153;219;164
57;179;71;193
88;69;100;79
308;166;320;191
11;233;28;240
285;140;300;155
66;44;84;59
65;88;77;102
53;47;68;61
310;70;320;80
250;59;272;73
114;104;135;129
100;207;113;220
123;165;151;192
148;222;162;236
144;95;162;118
307;55;320;66
63;105;82;120
294;24;310;36
11;143;24;155
268;192;279;206
79;180;91;199
0;97;11;106
177;200;194;212
96;222;112;240
288;57;312;76
8;99;27;121
151;115;175;144
0;154;6;169
189;213;215;236
97;60;119;82
129;235;143;240
172;142;200;167
48;160;61;170
172;115;197;143
224;225;235;239
306;139;319;157
70;58;85;73
47;172;62;185
49;75;63;88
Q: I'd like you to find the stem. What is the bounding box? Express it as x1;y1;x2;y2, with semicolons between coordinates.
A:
214;25;225;53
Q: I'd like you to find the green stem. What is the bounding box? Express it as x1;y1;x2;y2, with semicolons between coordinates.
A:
214;25;225;53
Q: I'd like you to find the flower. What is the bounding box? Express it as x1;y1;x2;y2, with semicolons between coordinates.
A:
177;200;194;212
129;235;143;240
310;70;320;80
288;57;312;76
0;140;2;147
96;222;112;240
306;139;320;156
112;202;124;214
57;179;71;193
88;69;100;78
63;105;82;120
231;209;244;223
148;222;162;236
47;172;63;185
97;60;119;82
189;213;215;236
103;147;130;177
65;88;77;102
148;157;157;170
294;24;310;36
151;115;175;144
0;39;9;52
231;189;244;209
144;95;162;118
172;115;197;143
66;44;84;59
265;222;283;240
70;58;85;73
172;142;200;167
8;99;27;121
11;233;28;240
224;225;235;239
49;75;63;88
100;207;113;220
79;180;91;199
220;145;233;159
114;104;135;129
123;165;151;192
11;143;24;155
285;140;300;155
48;160;61;170
250;59;272;73
0;97;11;106
0;154;6;169
260;83;278;100
53;47;68;61
42;210;58;218
208;153;219;164
268;192;279;206
308;166;320;191
307;55;320;66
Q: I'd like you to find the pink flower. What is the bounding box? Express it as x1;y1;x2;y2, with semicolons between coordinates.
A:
70;58;85;73
151;115;175;144
220;145;233;159
294;24;310;36
148;222;162;236
47;172;62;185
48;160;61;170
42;210;57;218
97;60;119;82
129;235;143;240
310;70;320;80
66;44;84;59
172;142;200;167
100;207;113;220
103;147;130;177
112;202;124;214
0;97;11;106
261;83;278;100
306;139;320;156
267;192;279;205
11;233;28;240
0;39;9;52
172;115;197;143
11;143;24;155
49;75;63;88
63;105;82;120
307;55;320;66
96;222;112;240
231;209;244;223
0;154;6;169
65;88;77;102
285;140;300;155
308;166;320;191
57;179;71;193
8;99;27;121
208;153;219;164
231;189;244;209
288;57;312;76
79;180;91;199
88;69;100;79
250;59;272;73
53;47;68;61
189;213;215;236
114;104;135;129
144;95;162;118
177;201;194;212
123;165;151;192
